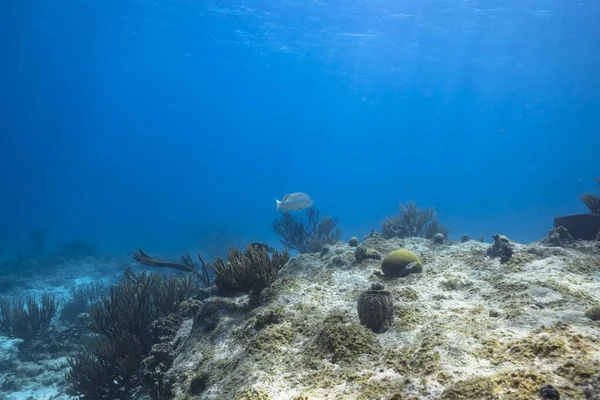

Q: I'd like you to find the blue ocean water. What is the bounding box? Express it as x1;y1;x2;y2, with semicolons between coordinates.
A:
1;0;599;259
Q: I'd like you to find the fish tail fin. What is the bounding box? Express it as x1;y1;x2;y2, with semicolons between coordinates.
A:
276;199;282;210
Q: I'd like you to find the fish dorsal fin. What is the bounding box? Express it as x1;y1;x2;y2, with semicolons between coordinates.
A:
283;193;291;201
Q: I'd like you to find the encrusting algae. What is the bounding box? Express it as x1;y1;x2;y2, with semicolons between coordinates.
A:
154;235;600;399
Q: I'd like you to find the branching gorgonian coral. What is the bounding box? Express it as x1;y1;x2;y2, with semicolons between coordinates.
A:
0;292;58;350
580;177;600;215
381;200;450;239
272;208;342;253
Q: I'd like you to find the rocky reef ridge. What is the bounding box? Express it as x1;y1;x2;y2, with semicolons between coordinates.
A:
160;234;600;399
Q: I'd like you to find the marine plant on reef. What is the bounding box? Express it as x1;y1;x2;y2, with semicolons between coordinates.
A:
0;292;58;351
210;244;290;302
133;249;213;288
580;177;600;215
60;281;109;325
272;208;342;253
66;267;196;399
381;200;450;240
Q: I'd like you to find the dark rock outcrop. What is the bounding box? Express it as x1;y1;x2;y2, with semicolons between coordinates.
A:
543;226;574;247
486;234;514;263
554;214;600;241
354;245;382;262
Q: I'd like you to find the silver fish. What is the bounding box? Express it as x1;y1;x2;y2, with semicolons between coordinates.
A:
275;192;314;212
404;262;418;271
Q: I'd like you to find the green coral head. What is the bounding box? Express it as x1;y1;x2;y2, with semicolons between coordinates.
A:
381;249;422;277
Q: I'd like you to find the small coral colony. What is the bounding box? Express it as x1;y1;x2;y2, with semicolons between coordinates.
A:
0;180;599;399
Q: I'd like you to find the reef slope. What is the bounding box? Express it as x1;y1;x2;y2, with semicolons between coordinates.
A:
165;236;600;399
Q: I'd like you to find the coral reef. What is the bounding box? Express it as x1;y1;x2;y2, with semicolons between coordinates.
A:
148;235;600;399
271;208;342;253
0;256;127;397
66;268;197;399
0;292;58;352
5;230;600;400
134;245;289;305
381;200;450;239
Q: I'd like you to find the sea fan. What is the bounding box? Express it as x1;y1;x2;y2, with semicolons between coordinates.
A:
580;177;600;215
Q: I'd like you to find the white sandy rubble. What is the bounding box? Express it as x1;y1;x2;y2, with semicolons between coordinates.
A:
164;236;600;399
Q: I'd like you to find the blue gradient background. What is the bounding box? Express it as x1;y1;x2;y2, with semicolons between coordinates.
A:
1;0;599;257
